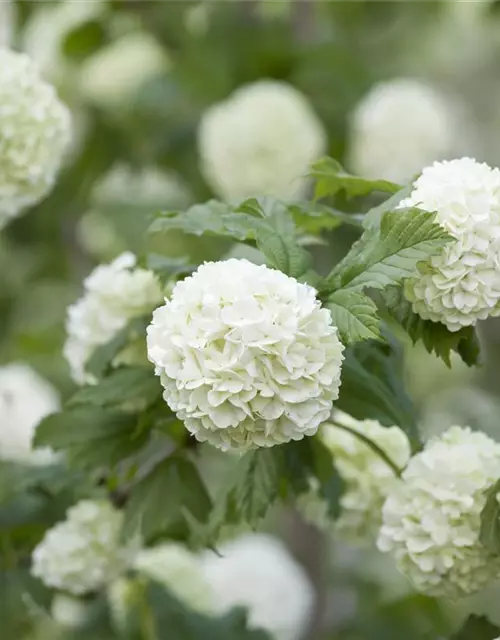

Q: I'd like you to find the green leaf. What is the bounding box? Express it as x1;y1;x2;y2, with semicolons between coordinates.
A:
67;366;162;411
62;20;107;60
479;478;500;555
124;455;212;543
86;316;150;380
363;185;412;230
34;408;149;470
450;615;500;640
310;157;400;200
290;202;363;233
149;200;243;239
144;254;196;283
337;337;419;447
324;289;382;344
380;287;482;367
325;208;451;293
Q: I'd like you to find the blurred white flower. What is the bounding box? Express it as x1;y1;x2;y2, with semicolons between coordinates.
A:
378;426;500;599
0;363;59;465
0;1;15;48
400;157;500;331
32;500;131;596
133;543;214;614
0;48;71;226
79;31;169;109
147;258;344;451
201;534;315;640
349;78;455;184
198;80;327;201
51;594;90;629
299;411;411;546
22;0;104;85
64;252;163;385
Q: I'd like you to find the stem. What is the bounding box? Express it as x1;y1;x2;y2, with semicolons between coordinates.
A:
331;420;403;478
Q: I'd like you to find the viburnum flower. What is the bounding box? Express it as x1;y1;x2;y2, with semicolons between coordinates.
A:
298;411;411;546
349;78;455;184
0;363;59;465
51;594;91;629
64;252;163;385
200;534;315;640
147;258;344;451
32;500;132;596
400;157;500;331
0;48;71;226
378;426;500;599
198;80;326;201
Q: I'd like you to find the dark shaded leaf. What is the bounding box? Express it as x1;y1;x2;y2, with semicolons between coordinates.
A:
480;478;500;555
450;615;500;640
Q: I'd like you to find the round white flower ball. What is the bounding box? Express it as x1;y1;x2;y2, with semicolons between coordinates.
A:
0;363;59;465
349;78;455;184
200;534;315;640
64;252;163;385
132;543;214;614
400;157;500;331
51;594;90;629
147;258;345;451
298;411;411;546
378;426;500;599
198;80;327;201
0;48;71;226
32;500;131;596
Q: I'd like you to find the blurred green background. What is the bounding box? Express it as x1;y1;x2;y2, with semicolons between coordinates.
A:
3;1;500;638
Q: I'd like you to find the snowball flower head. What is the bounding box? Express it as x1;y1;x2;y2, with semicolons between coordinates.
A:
132;543;214;614
200;534;315;640
378;426;500;599
349;78;455;184
0;48;71;225
0;363;59;465
400;157;500;331
198;80;327;201
147;258;344;451
299;411;411;545
51;594;90;629
64;252;163;384
32;500;132;596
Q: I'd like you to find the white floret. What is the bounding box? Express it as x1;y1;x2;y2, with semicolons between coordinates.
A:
32;500;132;596
0;363;59;465
378;426;500;599
147;258;345;451
64;252;163;384
198;80;327;201
400;158;500;331
0;48;71;225
349;78;455;184
200;534;315;640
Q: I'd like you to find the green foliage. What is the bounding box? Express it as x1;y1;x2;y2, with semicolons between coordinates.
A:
450;615;500;640
479;478;500;555
310;157;400;200
323;289;382;344
123;454;212;544
381;287;481;367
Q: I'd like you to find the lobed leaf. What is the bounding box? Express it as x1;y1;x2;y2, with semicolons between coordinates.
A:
324;289;382;345
479;478;500;555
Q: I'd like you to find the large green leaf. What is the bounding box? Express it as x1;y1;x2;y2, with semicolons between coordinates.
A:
381;287;481;367
324;289;382;345
124;454;212;543
479;478;500;555
363;185;412;229
325;208;451;293
337;337;419;446
310;157;400;200
450;615;500;640
34;408;150;470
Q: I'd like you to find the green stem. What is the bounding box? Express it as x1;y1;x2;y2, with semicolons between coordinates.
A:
331;420;403;478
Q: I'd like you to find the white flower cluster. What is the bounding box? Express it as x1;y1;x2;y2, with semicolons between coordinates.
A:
378;426;500;599
400;157;500;331
64;252;163;384
0;363;59;465
147;258;344;451
0;48;71;226
299;411;411;546
201;534;315;640
51;594;91;629
349;78;455;184
132;543;214;614
32;500;131;596
198;80;327;201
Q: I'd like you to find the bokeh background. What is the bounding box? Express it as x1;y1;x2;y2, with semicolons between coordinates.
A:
3;1;500;638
